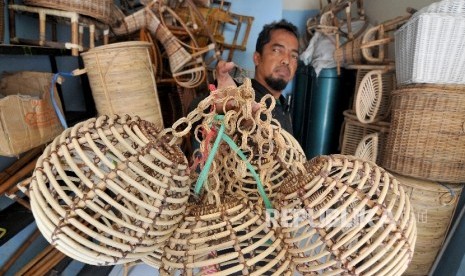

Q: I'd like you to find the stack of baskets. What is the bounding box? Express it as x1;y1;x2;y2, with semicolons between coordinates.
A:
382;0;465;274
340;64;395;165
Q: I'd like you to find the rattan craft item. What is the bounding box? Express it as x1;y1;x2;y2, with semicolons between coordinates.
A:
382;84;465;183
81;41;164;128
354;132;379;163
340;110;390;165
391;172;463;276
159;196;293;275
23;0;112;24
277;154;417;275
29;115;190;265
354;69;395;123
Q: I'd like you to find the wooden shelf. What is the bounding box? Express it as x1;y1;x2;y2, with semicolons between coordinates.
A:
0;44;72;56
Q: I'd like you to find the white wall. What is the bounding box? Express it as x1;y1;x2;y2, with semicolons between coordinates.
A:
364;0;437;25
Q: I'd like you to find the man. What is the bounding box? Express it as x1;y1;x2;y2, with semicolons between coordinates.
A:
216;19;300;135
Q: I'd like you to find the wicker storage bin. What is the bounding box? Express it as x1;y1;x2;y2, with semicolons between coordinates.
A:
23;0;112;24
395;0;465;85
81;41;164;128
382;84;465;183
390;172;463;276
340;110;390;164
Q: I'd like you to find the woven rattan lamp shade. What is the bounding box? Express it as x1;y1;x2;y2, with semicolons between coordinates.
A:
277;154;417;275
29;115;190;265
159;196;293;275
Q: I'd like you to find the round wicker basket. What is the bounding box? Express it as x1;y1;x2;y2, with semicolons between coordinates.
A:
29;115;190;265
277;154;417;275
391;172;463;276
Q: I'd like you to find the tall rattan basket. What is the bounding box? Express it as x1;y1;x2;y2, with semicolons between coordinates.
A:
391;172;463;276
81;41;164;128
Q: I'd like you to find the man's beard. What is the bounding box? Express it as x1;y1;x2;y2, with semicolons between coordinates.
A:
265;76;288;91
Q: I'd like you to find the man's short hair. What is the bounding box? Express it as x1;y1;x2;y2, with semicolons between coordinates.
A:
255;19;299;54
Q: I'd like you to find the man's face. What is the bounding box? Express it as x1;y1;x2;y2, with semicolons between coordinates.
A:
254;29;299;94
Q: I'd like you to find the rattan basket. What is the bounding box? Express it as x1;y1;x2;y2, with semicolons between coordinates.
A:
29;114;190;265
81;41;164;128
391;172;463;276
382;84;465;183
277;154;417;275
340;110;390;165
395;0;465;85
354;68;395;123
23;0;112;24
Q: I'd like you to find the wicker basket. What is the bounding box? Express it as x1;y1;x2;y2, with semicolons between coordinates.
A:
390;172;463;276
81;41;164;128
277;155;417;275
23;0;112;24
382;84;465;183
29;114;190;265
340;110;390;165
354;68;395;123
395;0;465;85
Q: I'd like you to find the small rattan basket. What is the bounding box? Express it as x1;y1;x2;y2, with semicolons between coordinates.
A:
29;115;190;265
23;0;112;24
340;110;390;165
382;84;465;183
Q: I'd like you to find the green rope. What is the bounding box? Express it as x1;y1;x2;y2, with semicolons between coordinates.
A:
194;115;273;210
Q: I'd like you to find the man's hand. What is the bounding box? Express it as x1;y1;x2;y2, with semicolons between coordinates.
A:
215;60;237;90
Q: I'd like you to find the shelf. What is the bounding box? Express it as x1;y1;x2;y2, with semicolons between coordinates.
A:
0;44;72;56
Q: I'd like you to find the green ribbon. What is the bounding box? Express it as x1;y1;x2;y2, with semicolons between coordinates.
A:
194;115;273;210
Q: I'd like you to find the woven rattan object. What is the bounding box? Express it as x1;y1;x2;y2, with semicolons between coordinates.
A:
29;115;190;265
23;0;112;24
277;154;417;275
382;84;465;183
159;196;293;275
81;41;164;128
391;172;463;276
340;110;390;165
355;69;395;123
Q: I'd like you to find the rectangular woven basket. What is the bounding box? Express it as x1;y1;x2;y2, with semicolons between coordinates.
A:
23;0;112;24
340;110;390;165
382;84;465;183
395;0;465;85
